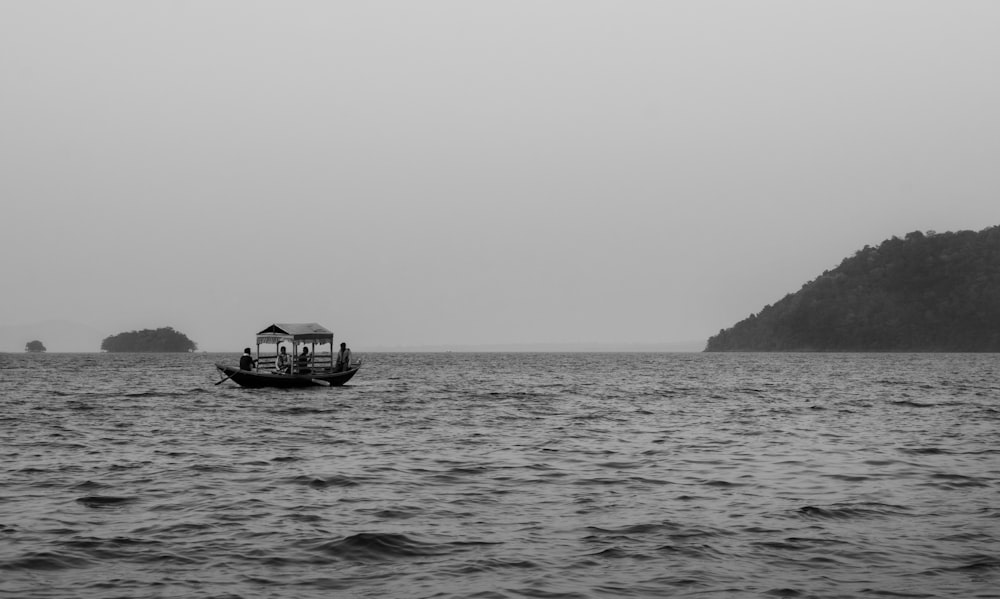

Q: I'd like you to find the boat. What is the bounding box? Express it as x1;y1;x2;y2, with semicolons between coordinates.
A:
214;323;361;388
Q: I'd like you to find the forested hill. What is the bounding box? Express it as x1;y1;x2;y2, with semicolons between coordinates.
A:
101;327;197;352
705;226;1000;352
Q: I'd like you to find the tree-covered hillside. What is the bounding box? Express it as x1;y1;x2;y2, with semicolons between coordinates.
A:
705;226;1000;352
101;327;198;352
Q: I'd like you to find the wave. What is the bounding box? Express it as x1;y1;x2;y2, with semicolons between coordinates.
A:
71;480;109;491
0;551;91;571
359;506;423;520
936;555;1000;572
898;446;952;455
924;473;991;489
585;520;730;542
796;503;912;520
286;474;362;489
75;495;139;508
307;532;495;562
439;557;541;575
53;535;177;564
891;399;939;408
50;387;212;398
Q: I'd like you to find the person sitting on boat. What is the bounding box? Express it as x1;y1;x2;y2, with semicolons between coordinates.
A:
239;348;257;371
275;346;290;373
335;342;352;372
297;346;312;374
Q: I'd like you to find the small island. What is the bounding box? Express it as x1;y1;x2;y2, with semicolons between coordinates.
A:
101;327;198;352
25;340;47;352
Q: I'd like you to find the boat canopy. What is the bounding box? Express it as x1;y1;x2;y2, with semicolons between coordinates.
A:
256;323;334;346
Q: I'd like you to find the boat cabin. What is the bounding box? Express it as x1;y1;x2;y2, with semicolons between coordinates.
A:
253;322;339;375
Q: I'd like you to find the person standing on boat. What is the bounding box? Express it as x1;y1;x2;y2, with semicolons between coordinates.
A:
297;346;311;374
336;342;352;372
239;348;257;371
275;346;290;373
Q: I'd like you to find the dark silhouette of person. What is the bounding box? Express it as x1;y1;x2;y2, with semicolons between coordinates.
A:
297;346;311;374
239;348;257;371
336;342;352;372
275;346;290;373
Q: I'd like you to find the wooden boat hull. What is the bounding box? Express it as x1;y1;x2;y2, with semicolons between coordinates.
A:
215;363;360;388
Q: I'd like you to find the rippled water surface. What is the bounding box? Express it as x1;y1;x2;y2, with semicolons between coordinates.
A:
1;352;998;598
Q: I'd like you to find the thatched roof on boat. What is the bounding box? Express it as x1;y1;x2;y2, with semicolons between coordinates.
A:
256;323;334;345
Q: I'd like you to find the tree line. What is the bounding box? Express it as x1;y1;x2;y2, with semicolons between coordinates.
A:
705;226;1000;352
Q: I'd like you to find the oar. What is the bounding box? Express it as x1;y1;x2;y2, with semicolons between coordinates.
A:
215;370;238;385
311;378;331;387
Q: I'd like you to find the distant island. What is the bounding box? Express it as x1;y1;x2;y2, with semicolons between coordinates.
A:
101;327;198;352
25;340;46;352
0;320;105;353
706;226;1000;352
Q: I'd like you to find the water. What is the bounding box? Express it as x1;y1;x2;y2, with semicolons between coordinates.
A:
1;352;998;598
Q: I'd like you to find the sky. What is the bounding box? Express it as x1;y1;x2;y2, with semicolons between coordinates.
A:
2;1;999;352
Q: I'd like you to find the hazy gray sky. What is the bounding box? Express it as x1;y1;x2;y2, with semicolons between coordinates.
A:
3;1;998;351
